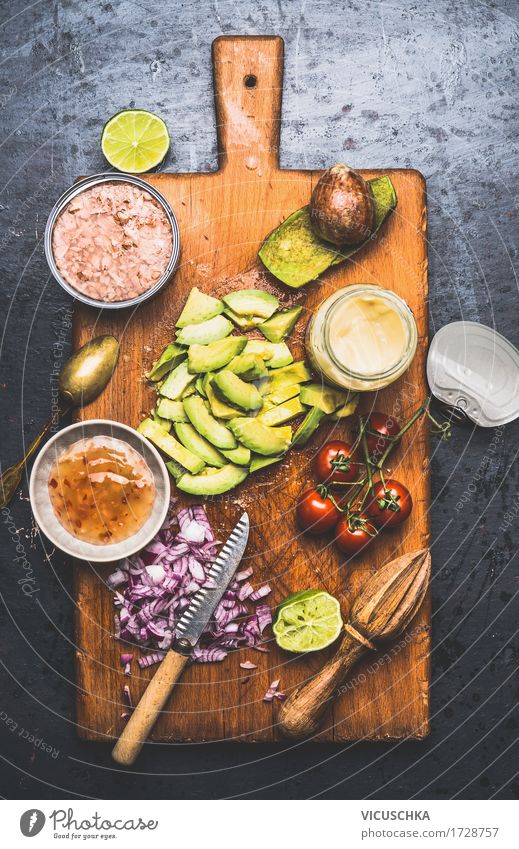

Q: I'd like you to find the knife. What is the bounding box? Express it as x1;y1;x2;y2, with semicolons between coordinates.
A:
112;511;250;766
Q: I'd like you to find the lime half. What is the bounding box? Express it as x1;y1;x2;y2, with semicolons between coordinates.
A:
101;109;170;173
273;590;343;653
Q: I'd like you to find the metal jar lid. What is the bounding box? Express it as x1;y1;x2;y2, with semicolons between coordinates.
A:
427;321;519;427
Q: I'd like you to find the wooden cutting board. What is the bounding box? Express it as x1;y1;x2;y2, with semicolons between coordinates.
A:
73;35;430;742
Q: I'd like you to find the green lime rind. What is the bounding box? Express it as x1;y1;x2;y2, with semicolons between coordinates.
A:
101;109;170;173
258;175;397;288
273;589;343;653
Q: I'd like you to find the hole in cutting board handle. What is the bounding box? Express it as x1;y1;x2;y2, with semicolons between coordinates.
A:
244;74;257;88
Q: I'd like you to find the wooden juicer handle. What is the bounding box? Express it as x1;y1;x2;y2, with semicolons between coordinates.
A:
278;624;374;739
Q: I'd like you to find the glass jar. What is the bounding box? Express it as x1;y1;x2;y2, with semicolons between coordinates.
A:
306;283;418;392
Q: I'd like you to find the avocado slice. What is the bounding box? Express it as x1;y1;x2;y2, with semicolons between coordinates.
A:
195;376;207;397
138;418;205;474
188;337;247;373
249;454;284;473
222;289;279;319
331;393;360;419
299;383;352;414
156;398;189;422
242;339;294;368
258;396;305;426
264;383;301;407
145;343;186;381
258;175;398;288
151;408;172;432
176;287;224;327
165;459;185;481
220;445;251;466
183;395;237;449
291;407;327;447
229;418;292;456
174;422;227;467
177;464;248;495
262;361;311;394
224;307;265;330
204;377;241;420
176;315;233;346
226;353;268;381
159;361;196;400
259;306;303;343
213;370;263;412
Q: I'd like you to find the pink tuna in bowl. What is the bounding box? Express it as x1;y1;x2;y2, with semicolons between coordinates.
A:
45;173;180;309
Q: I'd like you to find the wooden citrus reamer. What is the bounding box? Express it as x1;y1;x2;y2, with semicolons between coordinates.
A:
278;549;431;739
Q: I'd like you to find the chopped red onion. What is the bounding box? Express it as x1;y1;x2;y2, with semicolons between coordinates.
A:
263;678;285;703
120;653;133;676
109;505;272;664
239;660;257;670
123;684;133;709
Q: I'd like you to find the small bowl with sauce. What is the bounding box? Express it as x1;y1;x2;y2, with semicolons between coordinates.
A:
44;173;180;310
29;420;170;562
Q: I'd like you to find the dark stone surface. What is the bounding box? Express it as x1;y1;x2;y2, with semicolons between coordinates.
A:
0;0;517;800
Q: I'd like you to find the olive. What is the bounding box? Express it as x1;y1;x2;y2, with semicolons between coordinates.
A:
309;163;375;246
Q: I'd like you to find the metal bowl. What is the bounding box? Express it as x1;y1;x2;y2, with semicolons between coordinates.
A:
29;420;171;563
44;172;180;310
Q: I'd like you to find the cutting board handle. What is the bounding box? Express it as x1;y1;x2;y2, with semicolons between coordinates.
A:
212;35;284;172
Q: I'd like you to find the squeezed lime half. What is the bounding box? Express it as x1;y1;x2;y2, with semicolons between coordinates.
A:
101;109;170;173
273;589;343;653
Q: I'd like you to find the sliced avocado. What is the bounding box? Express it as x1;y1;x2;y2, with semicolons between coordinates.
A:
291;406;327;447
138;418;205;474
242;339;293;368
195;376;207;397
220;445;251;466
266;342;294;368
222;289;279;319
224;307;265;330
177;464;248;495
205;377;241;420
259;306;303;343
331;393;360;419
181;383;196;399
183;395;237;449
213;370;263;412
166;459;185;480
264;383;301;406
151;408;172;432
299;383;352;414
176;287;224;327
229;418;292;456
226;353;268;381
176;314;233;346
159;360;196;400
262;361;312;394
188;337;247;373
249;454;284;473
258;396;305;426
156;398;189;422
174;422;227;467
145;343;186;381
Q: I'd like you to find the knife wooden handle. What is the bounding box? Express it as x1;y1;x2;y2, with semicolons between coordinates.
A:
278;630;367;739
112;650;189;766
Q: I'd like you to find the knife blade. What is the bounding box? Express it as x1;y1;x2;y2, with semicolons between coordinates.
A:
174;511;250;651
112;511;250;766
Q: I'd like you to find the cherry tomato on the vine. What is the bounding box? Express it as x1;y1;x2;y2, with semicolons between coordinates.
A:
296;486;341;535
366;479;413;529
359;411;401;462
314;441;361;485
334;513;377;556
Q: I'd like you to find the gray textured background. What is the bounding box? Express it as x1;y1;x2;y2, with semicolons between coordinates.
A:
0;0;517;799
